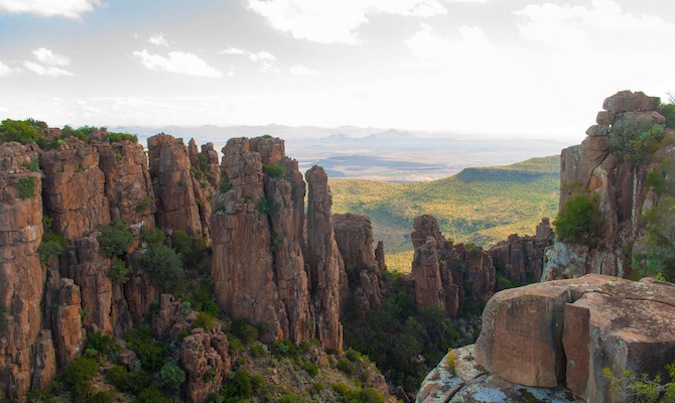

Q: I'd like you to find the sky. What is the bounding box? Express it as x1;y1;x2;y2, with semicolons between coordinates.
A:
1;0;675;142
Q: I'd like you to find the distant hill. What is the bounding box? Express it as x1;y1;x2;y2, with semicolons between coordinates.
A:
330;156;560;272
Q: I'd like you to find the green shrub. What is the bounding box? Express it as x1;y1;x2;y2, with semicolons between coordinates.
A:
219;175;231;193
273;339;298;358
230;318;259;346
608;115;664;162
23;159;40;172
337;357;356;375
553;193;602;243
109;259;132;284
220;367;254;399
255;196;278;216
99;219;134;257
171;230;192;256
125;324;166;372
89;390;115;403
140;243;184;291
86;332;116;359
194;311;215;331
0;119;46;146
141;227;165;246
107;131;138;143
61;357;98;402
661;103;675;128
160;362;186;392
17;176;36;199
135;195;153;213
603;361;675;402
105;365;152;395
137;386;173;403
263;161;289;179
495;273;517;291
39;226;68;266
298;359;319;377
60;125;93;143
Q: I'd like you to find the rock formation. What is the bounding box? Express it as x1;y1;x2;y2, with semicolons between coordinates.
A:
211;138;343;350
547;90;668;280
488;218;553;285
306;166;344;351
410;215;495;318
333;213;383;317
474;274;675;402
148;134;204;239
416;345;573;403
0;142;51;401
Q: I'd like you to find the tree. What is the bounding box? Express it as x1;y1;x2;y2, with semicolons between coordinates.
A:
553;193;602;243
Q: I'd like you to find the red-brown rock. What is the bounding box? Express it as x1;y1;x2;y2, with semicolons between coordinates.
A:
148;134;203;238
180;328;231;403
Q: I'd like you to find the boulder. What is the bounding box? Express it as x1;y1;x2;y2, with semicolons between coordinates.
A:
602;90;660;114
474;274;675;401
180;328;231;403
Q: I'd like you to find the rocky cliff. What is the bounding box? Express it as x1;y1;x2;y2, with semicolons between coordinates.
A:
545;90;671;280
0;129;211;400
410;215;495;318
210;138;344;350
417;274;675;402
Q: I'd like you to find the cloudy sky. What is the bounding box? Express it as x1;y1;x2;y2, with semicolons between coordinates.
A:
1;0;674;142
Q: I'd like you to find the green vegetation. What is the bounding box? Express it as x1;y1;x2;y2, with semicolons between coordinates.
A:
0;118;46;146
99;219;134;257
603;361;675;403
160;362;186;392
140;242;184;291
263;161;289;179
331;156;560;272
256;196;279;216
61;357;99;402
107;131;138;143
553;193;601;244
608;115;665;163
17;176;37;199
634;160;675;282
343;271;479;392
39;217;68;266
23;159;40;172
109;259;132;284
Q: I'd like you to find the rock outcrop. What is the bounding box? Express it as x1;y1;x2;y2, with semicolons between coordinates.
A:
333;213;383;317
410;215;495;318
211;138;343;350
305;166;344;351
488;218;553;285
416;345;574;403
0;143;50;400
475;274;675;402
550;90;668;279
180;328;231;403
148;134;204;239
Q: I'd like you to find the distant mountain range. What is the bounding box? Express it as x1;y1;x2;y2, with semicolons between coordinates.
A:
113;124;573;181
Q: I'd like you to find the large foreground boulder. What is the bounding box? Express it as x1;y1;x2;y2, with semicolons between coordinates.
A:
474;274;675;401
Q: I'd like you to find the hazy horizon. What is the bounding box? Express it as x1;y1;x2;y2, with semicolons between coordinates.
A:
2;0;674;144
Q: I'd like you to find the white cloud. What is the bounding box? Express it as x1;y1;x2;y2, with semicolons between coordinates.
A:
514;0;675;49
0;0;103;20
246;0;447;44
221;47;280;73
23;61;73;77
33;47;70;66
149;33;169;47
133;49;223;77
289;64;320;75
0;61;13;77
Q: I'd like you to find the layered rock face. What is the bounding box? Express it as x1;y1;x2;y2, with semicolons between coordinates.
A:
0;130;215;400
410;215;495;318
488;218;553;285
474;274;675;402
549;90;666;279
333;213;383;317
0;143;51;401
306;166;344;351
211;138;343;350
148;134;205;240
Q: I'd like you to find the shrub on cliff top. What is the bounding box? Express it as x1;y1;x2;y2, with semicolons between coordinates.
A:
263;161;289;179
608;115;665;163
553;193;602;244
0;118;46;146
